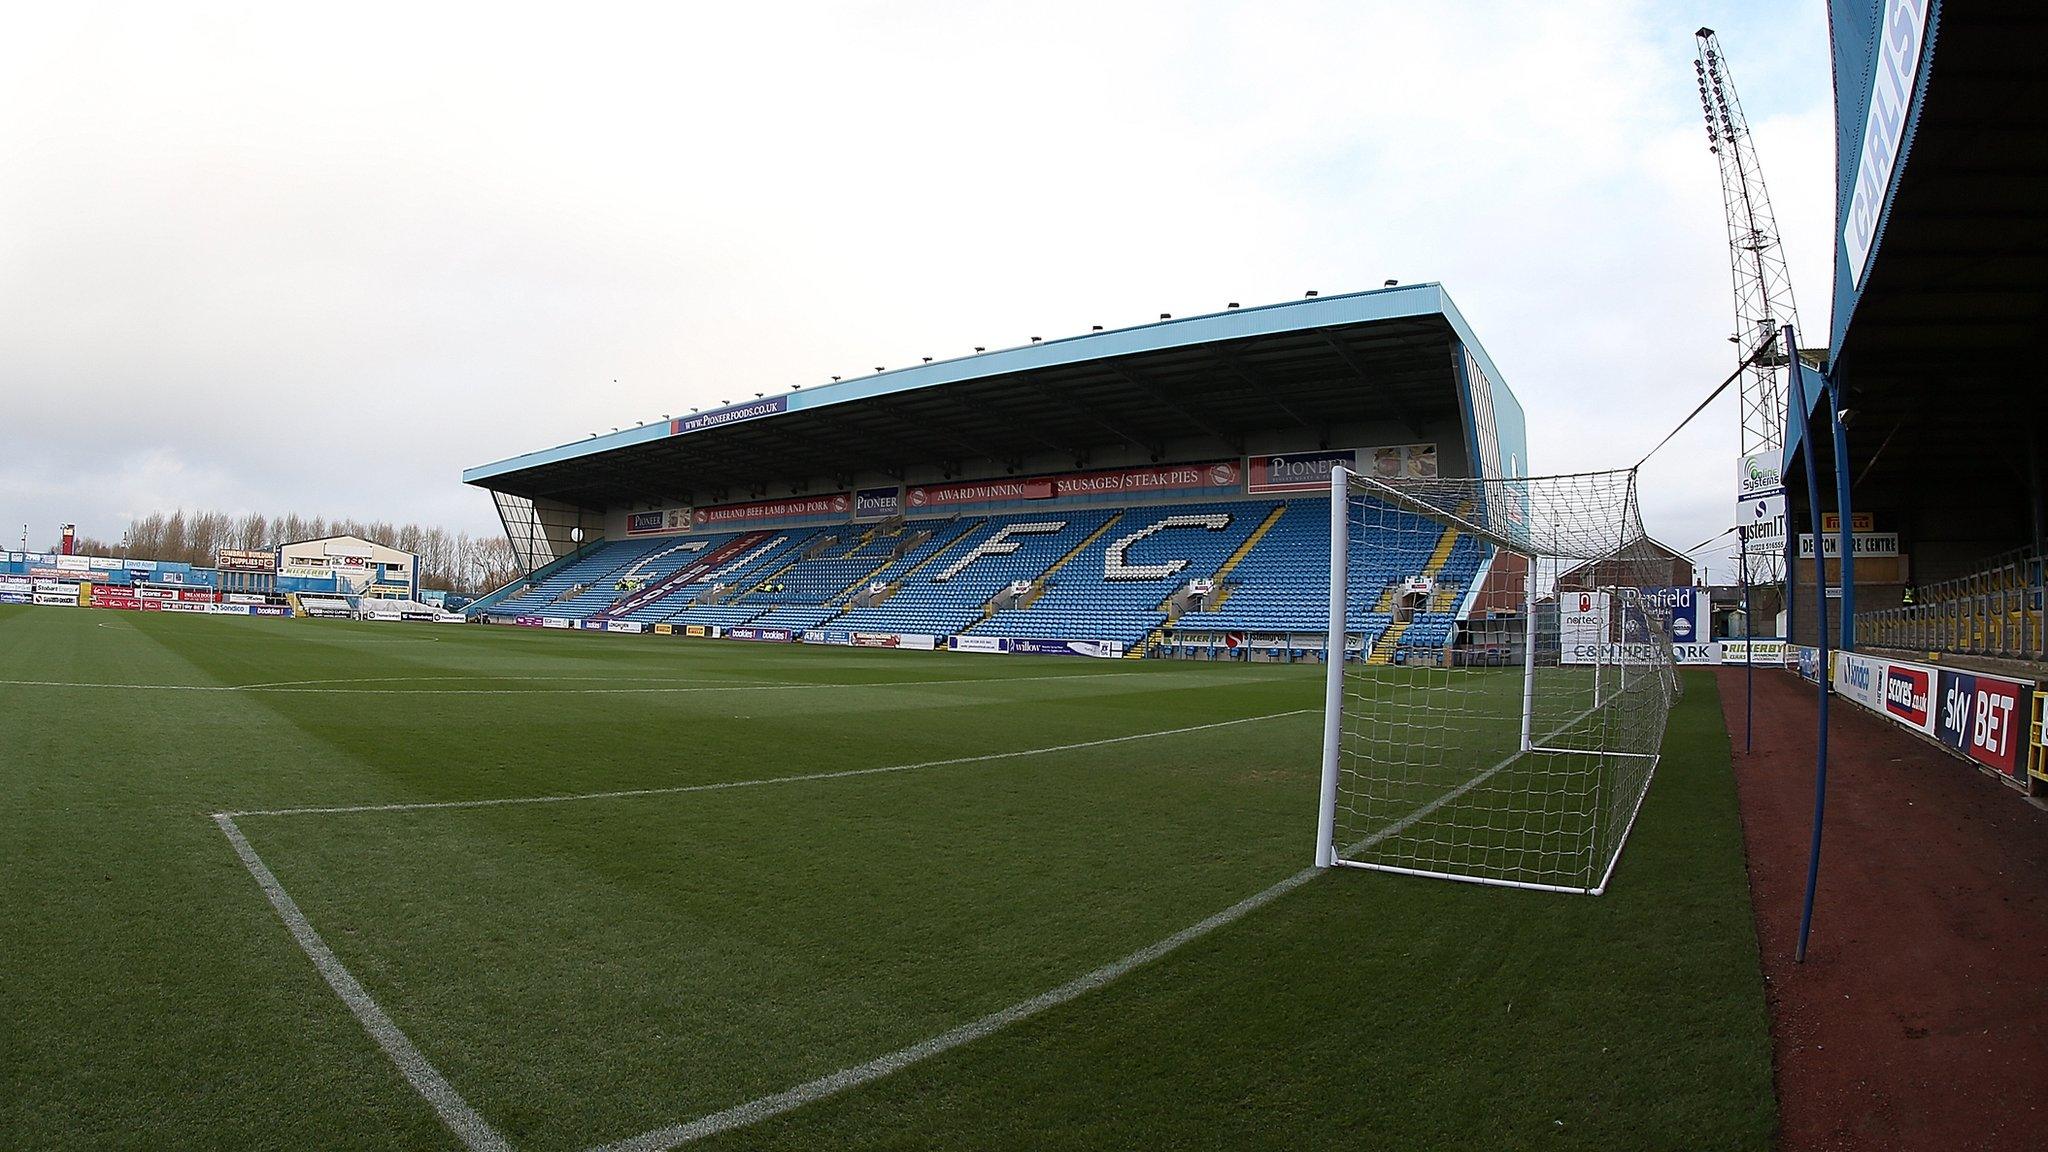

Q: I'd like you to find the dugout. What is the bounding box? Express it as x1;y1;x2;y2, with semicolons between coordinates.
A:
1784;0;2048;666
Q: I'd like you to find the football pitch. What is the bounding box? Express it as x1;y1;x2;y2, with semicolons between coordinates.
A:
2;606;1774;1150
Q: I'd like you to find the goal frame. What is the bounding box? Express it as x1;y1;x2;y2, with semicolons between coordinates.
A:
1313;464;1668;896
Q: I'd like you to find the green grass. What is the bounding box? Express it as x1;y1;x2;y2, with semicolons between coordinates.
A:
0;606;1775;1150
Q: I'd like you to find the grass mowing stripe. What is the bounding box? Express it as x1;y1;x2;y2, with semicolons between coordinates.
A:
212;815;512;1152
586;694;1602;1151
222;708;1322;818
0;669;1258;695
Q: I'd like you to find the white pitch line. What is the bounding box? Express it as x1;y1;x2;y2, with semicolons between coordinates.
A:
586;700;1582;1152
0;669;1249;696
222;709;1320;818
213;814;512;1152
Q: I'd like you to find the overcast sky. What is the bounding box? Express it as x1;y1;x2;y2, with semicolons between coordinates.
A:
1;1;1832;579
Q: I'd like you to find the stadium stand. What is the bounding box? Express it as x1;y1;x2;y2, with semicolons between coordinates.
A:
829;510;1119;637
466;492;1497;663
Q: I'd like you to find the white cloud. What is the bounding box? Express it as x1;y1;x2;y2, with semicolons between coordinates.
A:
0;0;1835;578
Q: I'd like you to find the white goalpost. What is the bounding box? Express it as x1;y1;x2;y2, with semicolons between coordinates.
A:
1315;465;1681;895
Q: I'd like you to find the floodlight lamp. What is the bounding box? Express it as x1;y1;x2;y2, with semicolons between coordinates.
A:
974;346;985;352
1092;324;1104;330
923;356;933;363
1384;280;1398;287
1031;337;1041;343
1226;303;1238;309
1305;290;1318;297
1160;313;1171;320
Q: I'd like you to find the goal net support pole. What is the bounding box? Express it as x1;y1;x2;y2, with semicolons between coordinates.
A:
1314;465;1350;869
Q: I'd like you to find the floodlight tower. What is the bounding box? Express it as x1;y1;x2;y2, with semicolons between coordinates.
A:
1695;27;1801;592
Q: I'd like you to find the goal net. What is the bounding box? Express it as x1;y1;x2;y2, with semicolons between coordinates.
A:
1314;466;1681;895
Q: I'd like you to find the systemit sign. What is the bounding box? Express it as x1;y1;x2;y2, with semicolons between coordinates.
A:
669;396;788;435
1844;0;1933;288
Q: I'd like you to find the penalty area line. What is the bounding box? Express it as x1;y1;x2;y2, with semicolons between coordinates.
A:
212;814;511;1152
583;687;1529;1152
222;708;1320;818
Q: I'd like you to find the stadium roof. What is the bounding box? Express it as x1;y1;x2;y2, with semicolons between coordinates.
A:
463;283;1511;511
1793;1;2046;508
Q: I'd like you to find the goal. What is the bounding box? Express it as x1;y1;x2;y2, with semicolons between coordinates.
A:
1313;466;1681;895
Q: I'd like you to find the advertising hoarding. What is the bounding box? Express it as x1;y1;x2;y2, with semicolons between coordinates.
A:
669;395;787;435
1797;533;1901;558
695;493;851;528
1882;662;1936;734
1720;639;1790;665
1935;670;2029;780
1832;651;1887;711
1246;451;1358;495
854;487;901;519
627;509;693;536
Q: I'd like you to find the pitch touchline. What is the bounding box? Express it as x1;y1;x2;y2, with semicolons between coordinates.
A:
220;709;1321;817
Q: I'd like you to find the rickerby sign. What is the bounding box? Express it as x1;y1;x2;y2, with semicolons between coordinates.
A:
1720;638;1791;665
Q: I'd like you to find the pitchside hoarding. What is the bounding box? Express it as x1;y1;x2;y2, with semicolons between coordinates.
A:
1935;670;2028;781
1827;649;2033;784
